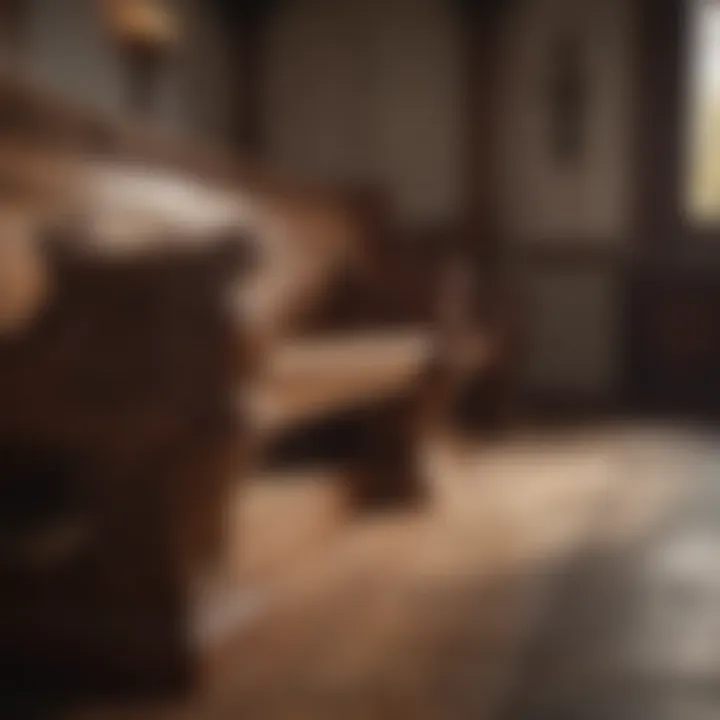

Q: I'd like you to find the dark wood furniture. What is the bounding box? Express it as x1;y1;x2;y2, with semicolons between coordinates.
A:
0;74;499;698
628;0;720;415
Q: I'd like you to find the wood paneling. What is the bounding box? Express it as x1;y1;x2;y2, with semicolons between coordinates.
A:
627;0;720;412
632;0;684;257
462;0;509;262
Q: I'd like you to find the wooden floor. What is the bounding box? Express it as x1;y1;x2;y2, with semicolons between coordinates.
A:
71;423;717;719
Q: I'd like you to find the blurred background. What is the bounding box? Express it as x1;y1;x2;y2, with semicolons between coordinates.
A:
2;0;720;718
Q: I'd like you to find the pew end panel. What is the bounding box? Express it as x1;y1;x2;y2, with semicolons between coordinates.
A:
0;229;252;695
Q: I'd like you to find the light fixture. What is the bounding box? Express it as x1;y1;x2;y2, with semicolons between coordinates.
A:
102;0;179;51
100;0;181;116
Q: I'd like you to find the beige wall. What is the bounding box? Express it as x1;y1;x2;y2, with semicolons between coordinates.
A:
500;0;633;398
500;0;633;245
4;0;633;400
265;0;633;398
263;0;464;227
519;265;622;397
5;0;233;141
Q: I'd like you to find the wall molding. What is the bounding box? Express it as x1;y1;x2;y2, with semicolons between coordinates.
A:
510;241;633;268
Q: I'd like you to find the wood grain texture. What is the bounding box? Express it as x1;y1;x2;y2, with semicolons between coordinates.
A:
70;423;697;720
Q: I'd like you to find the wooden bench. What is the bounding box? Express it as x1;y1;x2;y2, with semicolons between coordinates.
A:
0;74;498;697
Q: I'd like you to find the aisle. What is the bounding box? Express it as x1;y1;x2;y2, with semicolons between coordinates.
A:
506;427;720;720
73;424;690;720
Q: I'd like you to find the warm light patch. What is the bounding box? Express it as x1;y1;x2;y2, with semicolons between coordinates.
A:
688;0;720;221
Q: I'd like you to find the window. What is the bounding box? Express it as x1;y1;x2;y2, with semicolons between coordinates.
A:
687;0;720;222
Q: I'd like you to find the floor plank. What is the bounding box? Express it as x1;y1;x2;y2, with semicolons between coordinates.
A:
71;424;703;720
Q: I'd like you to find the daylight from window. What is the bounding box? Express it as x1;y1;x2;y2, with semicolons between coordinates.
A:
689;0;720;221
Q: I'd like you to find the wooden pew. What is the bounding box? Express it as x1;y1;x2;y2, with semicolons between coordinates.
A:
0;74;496;697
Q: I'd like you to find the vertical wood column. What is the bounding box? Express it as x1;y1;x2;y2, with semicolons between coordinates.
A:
460;0;509;266
632;0;684;258
0;0;25;67
625;0;687;409
455;0;521;429
234;9;264;158
226;2;281;160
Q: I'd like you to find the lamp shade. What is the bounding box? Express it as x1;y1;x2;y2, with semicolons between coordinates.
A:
101;0;180;52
